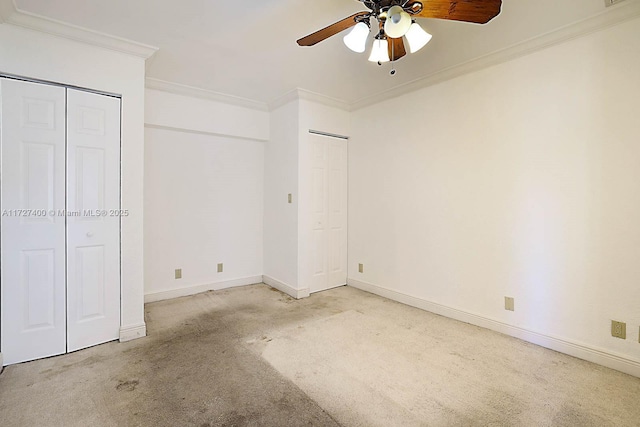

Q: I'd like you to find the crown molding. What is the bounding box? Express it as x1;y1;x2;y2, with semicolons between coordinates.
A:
267;89;299;111
0;0;158;59
268;88;350;112
350;0;640;111
298;88;351;111
144;81;350;114
145;77;269;112
0;0;14;23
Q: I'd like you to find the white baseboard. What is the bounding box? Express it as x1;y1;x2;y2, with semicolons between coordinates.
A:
0;352;3;369
119;323;147;343
348;278;640;378
144;275;263;303
262;275;310;299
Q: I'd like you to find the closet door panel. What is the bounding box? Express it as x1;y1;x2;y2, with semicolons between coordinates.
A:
1;79;67;365
307;134;348;293
327;140;347;288
309;135;328;293
66;89;121;352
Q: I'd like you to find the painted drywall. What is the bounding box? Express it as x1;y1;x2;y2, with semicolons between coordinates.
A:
263;97;351;297
145;89;269;142
144;126;264;301
0;24;147;339
143;89;267;301
297;100;350;292
263;101;300;293
349;18;640;370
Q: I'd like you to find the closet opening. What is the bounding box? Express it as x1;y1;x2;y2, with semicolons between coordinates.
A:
0;75;123;366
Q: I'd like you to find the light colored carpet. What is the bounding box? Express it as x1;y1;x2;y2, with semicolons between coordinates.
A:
1;284;639;426
257;303;639;426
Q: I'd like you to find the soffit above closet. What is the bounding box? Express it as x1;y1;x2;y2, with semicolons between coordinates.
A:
14;0;615;105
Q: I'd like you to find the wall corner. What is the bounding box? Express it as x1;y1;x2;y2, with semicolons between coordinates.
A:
0;0;17;24
119;323;147;342
263;275;309;300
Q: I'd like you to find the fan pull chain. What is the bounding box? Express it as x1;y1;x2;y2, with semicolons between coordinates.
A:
390;39;397;76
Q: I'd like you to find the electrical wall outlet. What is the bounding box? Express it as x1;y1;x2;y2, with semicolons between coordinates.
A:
505;297;515;311
217;263;223;273
358;263;364;273
611;320;626;339
175;269;182;279
288;193;292;204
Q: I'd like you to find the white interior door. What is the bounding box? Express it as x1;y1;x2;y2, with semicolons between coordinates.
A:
327;139;348;288
309;134;347;293
66;89;121;352
0;78;67;365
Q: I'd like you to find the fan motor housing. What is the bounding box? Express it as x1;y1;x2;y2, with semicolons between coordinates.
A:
361;0;422;15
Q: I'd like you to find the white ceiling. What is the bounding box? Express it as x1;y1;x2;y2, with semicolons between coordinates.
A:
15;0;613;105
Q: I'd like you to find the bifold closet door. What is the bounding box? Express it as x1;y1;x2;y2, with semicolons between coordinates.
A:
66;89;121;352
308;134;348;293
1;81;121;365
0;79;67;365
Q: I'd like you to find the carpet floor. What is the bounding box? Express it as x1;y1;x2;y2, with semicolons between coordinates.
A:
0;284;639;426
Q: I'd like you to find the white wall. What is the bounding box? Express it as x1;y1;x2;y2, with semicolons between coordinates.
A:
263;101;300;293
349;18;640;374
263;98;351;297
0;24;147;340
145;89;268;142
144;90;267;301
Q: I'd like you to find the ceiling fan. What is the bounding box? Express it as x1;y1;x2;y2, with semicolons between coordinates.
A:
297;0;502;64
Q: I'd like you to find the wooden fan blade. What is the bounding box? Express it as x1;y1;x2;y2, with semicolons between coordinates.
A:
297;11;370;46
388;37;406;62
410;0;502;24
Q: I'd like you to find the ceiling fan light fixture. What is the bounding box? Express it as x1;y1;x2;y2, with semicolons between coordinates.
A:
343;21;370;53
384;5;412;39
405;22;432;54
368;38;390;63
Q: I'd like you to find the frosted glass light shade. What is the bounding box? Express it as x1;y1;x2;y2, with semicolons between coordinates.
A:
384;5;412;39
405;22;432;53
368;39;390;63
343;22;370;53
